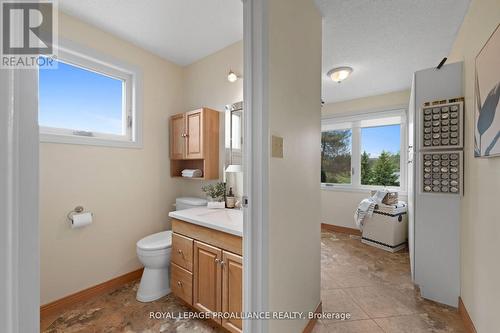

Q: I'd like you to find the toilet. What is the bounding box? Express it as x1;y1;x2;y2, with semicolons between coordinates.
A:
136;230;172;302
136;197;207;302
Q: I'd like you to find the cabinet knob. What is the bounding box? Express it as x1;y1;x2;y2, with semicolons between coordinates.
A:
220;261;225;267
215;258;220;263
177;281;183;287
177;249;183;254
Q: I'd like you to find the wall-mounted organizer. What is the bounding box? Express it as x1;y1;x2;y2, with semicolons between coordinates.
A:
419;98;464;196
420;100;464;149
421;150;463;195
410;62;463;307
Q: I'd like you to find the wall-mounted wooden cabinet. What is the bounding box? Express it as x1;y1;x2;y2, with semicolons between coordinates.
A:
170;108;219;180
171;219;242;333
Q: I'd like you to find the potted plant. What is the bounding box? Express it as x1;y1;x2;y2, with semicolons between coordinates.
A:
202;182;226;209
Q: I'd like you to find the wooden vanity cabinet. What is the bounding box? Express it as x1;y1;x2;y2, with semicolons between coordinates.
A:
170;219;242;333
171;263;192;305
185;109;204;159
169;108;219;179
170;113;186;160
221;251;243;332
172;233;193;271
193;241;222;315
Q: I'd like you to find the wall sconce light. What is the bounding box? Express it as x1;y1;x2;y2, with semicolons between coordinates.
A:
227;69;241;83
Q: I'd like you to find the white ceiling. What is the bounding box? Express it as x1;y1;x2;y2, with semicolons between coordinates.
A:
60;1;470;103
59;0;243;66
316;0;470;103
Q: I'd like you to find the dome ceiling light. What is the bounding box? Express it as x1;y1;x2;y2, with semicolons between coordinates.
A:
327;66;353;83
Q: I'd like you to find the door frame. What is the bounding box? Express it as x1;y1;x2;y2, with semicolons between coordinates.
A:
1;1;269;332
0;69;40;333
242;0;269;332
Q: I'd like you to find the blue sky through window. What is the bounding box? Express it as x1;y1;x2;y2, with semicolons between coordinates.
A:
39;60;124;135
361;125;400;157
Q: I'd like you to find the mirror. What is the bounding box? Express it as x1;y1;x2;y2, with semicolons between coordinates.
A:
225;101;243;169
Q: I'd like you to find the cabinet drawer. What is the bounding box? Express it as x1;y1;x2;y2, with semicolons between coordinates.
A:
171;263;193;305
172;233;193;271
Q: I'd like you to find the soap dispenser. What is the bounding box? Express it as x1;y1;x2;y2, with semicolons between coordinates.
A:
226;187;235;209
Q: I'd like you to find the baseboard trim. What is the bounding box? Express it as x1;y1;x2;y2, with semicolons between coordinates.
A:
321;223;361;236
302;301;322;333
40;268;144;320
458;297;477;333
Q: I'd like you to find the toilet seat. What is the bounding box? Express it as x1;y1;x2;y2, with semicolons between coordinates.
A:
137;231;172;251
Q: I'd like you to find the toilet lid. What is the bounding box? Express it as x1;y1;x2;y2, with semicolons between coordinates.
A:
137;231;172;250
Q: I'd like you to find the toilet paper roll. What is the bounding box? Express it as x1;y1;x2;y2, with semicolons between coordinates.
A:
71;212;93;229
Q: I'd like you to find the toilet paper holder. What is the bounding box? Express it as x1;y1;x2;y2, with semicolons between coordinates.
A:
67;206;90;222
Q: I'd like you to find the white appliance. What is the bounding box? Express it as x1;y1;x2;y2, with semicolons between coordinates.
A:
135;197;206;302
408;62;463;307
136;231;172;302
176;197;207;210
362;202;408;252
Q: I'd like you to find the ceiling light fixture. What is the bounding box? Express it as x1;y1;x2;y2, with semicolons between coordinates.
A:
227;69;240;83
327;66;353;83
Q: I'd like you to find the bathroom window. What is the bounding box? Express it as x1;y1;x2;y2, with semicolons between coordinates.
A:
321;109;406;191
38;42;142;148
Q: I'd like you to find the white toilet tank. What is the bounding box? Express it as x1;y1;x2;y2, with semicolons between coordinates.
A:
176;197;207;211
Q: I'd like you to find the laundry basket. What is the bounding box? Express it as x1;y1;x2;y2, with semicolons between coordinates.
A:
361;201;408;252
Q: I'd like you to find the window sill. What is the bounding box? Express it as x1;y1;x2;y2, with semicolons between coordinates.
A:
40;132;143;149
321;184;407;196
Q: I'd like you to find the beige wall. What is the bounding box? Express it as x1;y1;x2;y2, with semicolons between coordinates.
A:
321;90;410;229
447;1;500;331
179;41;244;200
40;12;184;304
41;13;244;305
266;0;322;332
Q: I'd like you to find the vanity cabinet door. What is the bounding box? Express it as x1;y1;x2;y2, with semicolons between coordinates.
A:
193;241;222;318
185;109;204;159
170;113;186;160
222;251;243;333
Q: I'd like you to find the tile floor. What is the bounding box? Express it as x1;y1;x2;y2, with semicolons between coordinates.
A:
314;230;466;333
41;230;466;332
40;284;226;333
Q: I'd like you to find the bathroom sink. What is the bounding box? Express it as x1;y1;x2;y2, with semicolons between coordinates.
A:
168;207;243;236
196;208;241;220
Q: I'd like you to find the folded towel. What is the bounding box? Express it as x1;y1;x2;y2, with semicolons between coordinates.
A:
354;190;389;230
181;169;202;177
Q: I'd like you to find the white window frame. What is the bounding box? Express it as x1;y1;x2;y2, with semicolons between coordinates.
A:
321;107;408;193
39;39;143;148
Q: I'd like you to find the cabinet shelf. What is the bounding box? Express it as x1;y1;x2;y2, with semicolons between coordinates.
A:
172;176;205;180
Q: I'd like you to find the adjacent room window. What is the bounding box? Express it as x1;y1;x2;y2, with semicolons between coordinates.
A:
321;129;352;184
321;109;406;191
361;125;401;187
38;44;142;147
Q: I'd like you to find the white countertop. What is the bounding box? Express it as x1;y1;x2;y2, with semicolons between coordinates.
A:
169;207;243;237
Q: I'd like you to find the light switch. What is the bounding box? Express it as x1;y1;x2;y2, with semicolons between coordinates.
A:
271;135;283;158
